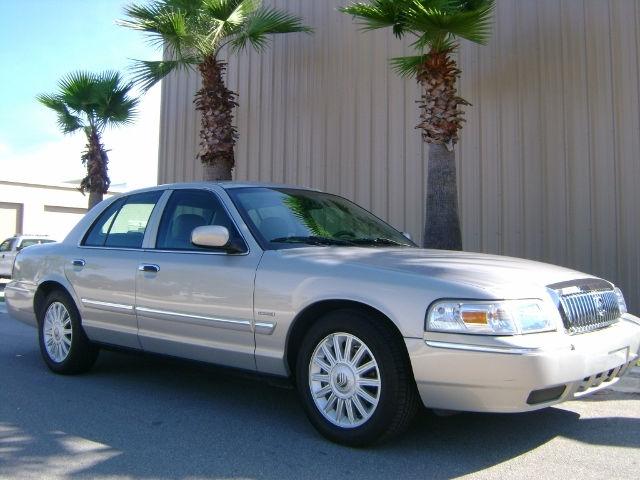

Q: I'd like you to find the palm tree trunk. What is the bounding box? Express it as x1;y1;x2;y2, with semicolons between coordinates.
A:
81;128;110;210
195;56;238;181
424;144;462;250
417;50;467;250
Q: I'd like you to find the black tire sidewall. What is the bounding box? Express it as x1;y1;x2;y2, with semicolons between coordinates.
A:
296;309;408;446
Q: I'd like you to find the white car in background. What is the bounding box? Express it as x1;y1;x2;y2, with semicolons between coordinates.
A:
0;235;56;278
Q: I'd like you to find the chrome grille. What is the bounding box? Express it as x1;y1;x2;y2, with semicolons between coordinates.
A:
548;278;620;334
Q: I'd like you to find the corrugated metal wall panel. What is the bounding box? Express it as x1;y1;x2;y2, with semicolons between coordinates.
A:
158;0;640;312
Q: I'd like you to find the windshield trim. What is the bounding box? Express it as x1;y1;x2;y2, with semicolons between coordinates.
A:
226;187;417;251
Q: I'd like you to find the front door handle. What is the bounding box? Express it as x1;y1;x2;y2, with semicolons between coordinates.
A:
72;259;85;267
138;264;160;273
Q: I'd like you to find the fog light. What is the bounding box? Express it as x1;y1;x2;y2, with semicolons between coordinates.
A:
526;385;566;405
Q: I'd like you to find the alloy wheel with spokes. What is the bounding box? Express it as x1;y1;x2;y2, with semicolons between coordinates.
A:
37;290;99;374
43;301;73;363
296;309;419;446
309;332;381;428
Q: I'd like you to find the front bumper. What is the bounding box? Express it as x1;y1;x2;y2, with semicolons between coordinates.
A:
406;315;640;413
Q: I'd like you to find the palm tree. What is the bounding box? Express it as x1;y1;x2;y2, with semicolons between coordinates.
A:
38;71;138;209
340;0;494;250
120;0;312;181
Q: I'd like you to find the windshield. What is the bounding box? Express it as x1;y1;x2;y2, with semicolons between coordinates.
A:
228;187;415;249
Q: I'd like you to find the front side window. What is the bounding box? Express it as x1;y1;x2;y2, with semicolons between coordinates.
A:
156;189;244;251
0;239;14;252
228;187;415;249
83;191;162;248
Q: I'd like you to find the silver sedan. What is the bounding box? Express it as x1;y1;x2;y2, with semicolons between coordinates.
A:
6;182;640;445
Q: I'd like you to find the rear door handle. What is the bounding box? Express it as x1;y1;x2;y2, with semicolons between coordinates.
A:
138;264;160;273
72;259;85;267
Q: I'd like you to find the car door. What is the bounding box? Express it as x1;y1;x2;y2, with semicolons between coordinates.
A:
0;238;16;277
65;190;164;349
135;188;261;370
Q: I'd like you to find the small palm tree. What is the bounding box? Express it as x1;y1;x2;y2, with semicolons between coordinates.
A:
340;0;494;250
120;0;312;181
38;71;138;209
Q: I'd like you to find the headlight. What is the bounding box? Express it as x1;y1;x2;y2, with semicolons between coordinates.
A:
614;287;627;315
426;299;557;335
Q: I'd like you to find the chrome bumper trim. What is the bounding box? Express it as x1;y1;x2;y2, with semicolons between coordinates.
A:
425;340;544;355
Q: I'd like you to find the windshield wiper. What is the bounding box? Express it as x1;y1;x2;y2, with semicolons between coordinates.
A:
349;237;409;247
270;236;354;246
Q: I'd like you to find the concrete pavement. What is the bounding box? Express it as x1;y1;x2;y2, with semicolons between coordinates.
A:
1;309;638;480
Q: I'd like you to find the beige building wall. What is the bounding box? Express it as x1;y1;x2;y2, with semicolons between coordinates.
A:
0;181;119;242
158;0;640;312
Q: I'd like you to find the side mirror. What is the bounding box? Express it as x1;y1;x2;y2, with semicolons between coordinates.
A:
191;225;230;248
191;225;245;253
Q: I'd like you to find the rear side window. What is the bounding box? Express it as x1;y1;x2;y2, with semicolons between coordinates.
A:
83;191;162;248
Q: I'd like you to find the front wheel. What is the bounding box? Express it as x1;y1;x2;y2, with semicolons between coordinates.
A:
296;309;419;446
38;290;98;374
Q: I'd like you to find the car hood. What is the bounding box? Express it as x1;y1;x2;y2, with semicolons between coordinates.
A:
276;247;599;298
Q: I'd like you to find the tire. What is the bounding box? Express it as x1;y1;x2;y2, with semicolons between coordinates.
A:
296;309;419;446
37;290;99;374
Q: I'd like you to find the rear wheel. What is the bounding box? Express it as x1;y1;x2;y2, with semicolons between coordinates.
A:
296;309;419;446
38;290;98;374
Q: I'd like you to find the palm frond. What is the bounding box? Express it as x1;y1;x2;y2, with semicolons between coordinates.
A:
37;93;84;134
120;2;195;54
229;6;312;52
92;72;139;130
55;71;100;116
227;0;261;24
339;0;413;38
120;1;169;28
390;54;427;77
38;70;139;135
200;0;257;22
341;0;494;49
405;0;494;46
130;58;198;91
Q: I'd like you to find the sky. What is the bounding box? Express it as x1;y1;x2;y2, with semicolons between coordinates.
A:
0;0;162;190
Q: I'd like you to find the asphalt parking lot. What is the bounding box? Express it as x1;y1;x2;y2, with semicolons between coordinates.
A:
1;306;639;480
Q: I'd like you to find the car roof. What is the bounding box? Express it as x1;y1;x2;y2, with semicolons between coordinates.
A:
118;181;322;197
4;235;50;240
